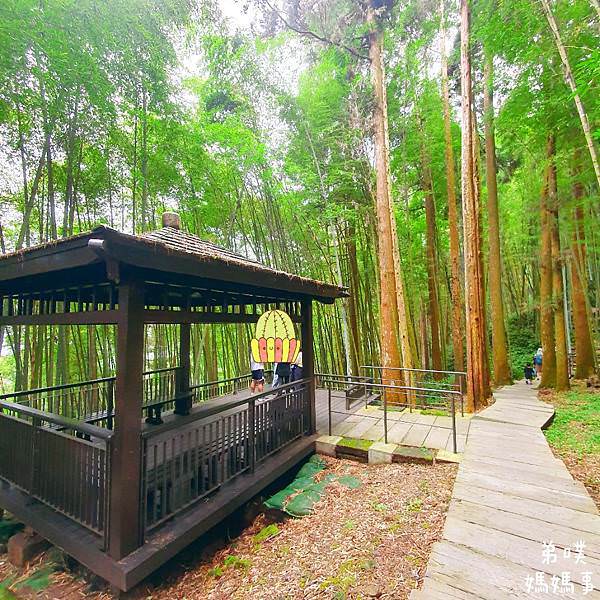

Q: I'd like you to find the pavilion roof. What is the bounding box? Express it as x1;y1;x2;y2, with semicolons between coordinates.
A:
0;224;348;304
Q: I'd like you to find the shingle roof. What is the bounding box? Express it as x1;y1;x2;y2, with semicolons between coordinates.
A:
141;227;263;269
0;223;348;302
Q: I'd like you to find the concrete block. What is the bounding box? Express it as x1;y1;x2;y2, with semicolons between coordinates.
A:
315;435;342;457
7;530;50;567
392;445;436;464
368;442;397;464
436;449;462;464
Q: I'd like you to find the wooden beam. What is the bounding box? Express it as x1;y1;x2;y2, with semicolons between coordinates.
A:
142;310;302;324
301;300;316;434
109;281;145;559
0;310;119;326
175;323;191;415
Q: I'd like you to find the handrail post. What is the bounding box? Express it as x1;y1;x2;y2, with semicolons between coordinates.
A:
103;436;112;552
249;398;256;474
451;393;457;454
30;416;40;495
107;380;114;430
328;384;332;436
383;389;388;444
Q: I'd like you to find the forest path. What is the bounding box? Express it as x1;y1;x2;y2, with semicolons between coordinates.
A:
412;381;600;599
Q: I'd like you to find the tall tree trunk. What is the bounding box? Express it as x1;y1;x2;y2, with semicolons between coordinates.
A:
570;152;596;378
484;53;512;385
367;3;403;390
141;87;149;232
440;0;465;373
132;104;139;234
346;222;362;375
422;145;443;376
460;0;492;411
539;0;600;188
330;223;352;374
420;303;431;370
17;145;47;249
548;148;570;391
540;137;557;388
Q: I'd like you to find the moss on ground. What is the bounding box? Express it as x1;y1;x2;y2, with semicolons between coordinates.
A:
338;438;374;450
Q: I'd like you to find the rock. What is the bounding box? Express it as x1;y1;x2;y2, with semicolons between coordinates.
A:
7;530;50;567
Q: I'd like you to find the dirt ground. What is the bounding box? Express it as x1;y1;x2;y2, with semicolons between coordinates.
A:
0;456;457;600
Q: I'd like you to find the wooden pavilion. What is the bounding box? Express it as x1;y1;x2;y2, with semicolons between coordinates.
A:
0;213;346;591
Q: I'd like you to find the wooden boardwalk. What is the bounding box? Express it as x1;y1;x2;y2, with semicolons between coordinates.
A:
414;381;600;599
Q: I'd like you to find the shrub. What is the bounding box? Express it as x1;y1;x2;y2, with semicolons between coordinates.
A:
507;311;538;380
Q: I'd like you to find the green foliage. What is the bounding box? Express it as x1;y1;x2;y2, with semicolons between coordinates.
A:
14;566;54;593
506;311;539;380
207;566;224;578
545;390;600;456
406;498;423;513
0;518;23;545
253;523;281;544
222;555;251;570
338;438;374;450
420;409;447;417
0;584;18;600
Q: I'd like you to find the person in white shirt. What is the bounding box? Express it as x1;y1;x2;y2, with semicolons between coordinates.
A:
250;354;265;393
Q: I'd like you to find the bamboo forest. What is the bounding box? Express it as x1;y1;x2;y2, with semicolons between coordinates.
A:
0;0;600;598
1;0;599;407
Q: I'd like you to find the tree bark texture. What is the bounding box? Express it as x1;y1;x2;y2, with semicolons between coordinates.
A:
484;54;512;385
460;0;492;411
540;137;557;388
570;154;596;378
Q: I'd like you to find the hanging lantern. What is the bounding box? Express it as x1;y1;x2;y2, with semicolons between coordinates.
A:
251;309;300;363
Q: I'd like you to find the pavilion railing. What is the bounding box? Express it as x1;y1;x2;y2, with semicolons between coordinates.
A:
190;373;253;404
0;399;112;545
140;378;311;534
0;367;181;428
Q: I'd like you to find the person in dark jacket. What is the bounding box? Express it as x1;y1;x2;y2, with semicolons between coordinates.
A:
291;351;303;382
275;361;291;386
524;363;536;385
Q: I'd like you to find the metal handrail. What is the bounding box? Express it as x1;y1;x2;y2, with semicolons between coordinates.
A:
0;366;180;401
0;398;113;440
318;375;462;396
318;374;459;454
0;376;116;400
361;365;466;376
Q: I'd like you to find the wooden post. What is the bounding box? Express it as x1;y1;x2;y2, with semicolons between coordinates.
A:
175;322;191;415
109;280;144;559
301;300;316;434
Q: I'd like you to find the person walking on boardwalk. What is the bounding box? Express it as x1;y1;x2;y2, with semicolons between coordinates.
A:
275;361;291;386
250;353;265;393
291;351;303;382
524;363;536;385
533;347;543;379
